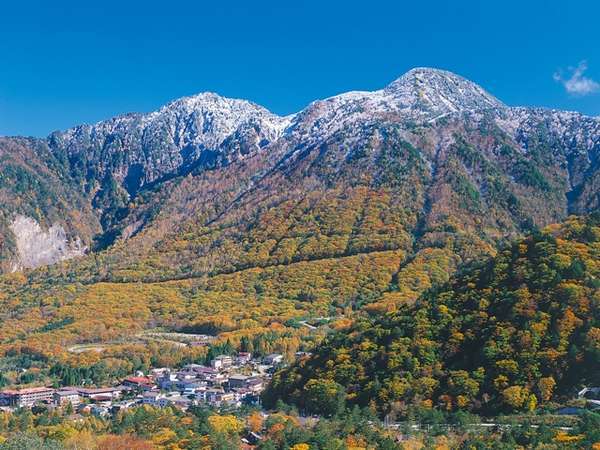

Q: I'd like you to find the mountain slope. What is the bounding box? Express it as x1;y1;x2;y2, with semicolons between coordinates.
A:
263;214;600;416
47;93;290;236
1;68;599;274
0;137;100;272
0;68;600;370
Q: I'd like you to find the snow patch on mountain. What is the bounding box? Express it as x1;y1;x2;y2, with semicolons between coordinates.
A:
48;92;293;194
148;92;292;148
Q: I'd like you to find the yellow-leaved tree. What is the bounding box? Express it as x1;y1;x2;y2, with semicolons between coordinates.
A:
208;415;243;435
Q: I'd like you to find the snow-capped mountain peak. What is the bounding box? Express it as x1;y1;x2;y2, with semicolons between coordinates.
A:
47;67;598;205
384;67;505;114
285;68;505;143
48;91;292;194
145;91;291;149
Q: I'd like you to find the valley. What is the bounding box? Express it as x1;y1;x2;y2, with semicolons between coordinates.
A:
0;68;599;448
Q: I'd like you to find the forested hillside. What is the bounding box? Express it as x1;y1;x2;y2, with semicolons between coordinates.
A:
264;215;600;417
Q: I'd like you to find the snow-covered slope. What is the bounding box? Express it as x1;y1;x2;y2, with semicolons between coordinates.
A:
48;66;598;199
285;67;506;144
48;68;506;182
48;93;291;196
144;92;291;151
385;67;503;114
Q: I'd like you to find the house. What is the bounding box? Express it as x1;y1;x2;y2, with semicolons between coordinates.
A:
90;405;109;417
188;335;215;347
179;381;206;396
122;376;155;391
236;352;252;365
215;391;236;406
76;387;123;400
0;387;55;408
211;355;233;370
0;392;12;407
577;386;600;409
228;374;249;389
77;404;92;414
150;368;171;378
157;371;178;390
246;431;264;445
110;400;138;413
183;365;217;379
196;388;222;403
188;366;226;384
168;394;193;411
201;388;236;407
579;387;600;400
263;354;284;366
53;389;80;407
246;377;264;393
142;392;172;408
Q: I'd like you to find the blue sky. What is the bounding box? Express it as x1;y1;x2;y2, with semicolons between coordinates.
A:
1;0;599;136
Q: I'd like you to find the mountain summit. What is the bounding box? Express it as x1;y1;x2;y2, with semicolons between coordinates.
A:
287;68;507;143
384;67;504;115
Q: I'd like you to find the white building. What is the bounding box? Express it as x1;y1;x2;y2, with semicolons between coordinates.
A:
142;392;172;408
211;355;233;370
263;354;284;365
236;352;252;365
53;389;80;407
0;387;55;408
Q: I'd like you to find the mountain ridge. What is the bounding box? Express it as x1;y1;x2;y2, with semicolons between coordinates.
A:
0;67;599;274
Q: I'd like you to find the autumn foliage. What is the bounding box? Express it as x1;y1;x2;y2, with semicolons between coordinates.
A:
265;215;600;416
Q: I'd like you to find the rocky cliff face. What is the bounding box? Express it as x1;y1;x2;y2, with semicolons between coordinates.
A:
9;215;86;271
0;67;599;273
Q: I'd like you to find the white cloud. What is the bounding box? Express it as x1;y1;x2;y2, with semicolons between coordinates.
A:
554;61;600;96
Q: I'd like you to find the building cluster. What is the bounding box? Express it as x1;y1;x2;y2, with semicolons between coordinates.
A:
0;385;124;410
0;352;284;416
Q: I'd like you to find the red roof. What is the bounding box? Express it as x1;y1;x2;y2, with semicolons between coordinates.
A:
123;376;153;385
1;387;54;395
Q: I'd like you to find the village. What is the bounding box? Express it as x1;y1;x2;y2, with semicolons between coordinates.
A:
0;351;288;416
